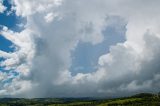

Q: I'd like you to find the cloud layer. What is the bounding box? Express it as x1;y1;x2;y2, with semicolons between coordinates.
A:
0;0;160;97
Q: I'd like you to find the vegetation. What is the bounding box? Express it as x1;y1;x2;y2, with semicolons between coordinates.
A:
0;92;160;106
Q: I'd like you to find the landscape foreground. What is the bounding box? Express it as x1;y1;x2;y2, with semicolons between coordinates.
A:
0;93;160;106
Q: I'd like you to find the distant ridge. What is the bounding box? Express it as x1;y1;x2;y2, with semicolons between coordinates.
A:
0;92;160;106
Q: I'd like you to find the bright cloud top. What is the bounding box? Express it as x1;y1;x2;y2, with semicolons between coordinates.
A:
0;0;160;97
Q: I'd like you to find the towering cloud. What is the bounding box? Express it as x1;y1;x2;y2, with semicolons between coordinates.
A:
0;0;160;97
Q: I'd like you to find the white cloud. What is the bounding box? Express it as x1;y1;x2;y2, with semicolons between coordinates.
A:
0;72;7;81
0;25;35;96
1;0;160;97
44;12;59;23
0;1;6;13
0;79;32;96
12;0;62;17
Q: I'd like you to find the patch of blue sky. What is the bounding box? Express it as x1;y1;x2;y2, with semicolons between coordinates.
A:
0;57;4;61
0;66;10;73
0;0;25;31
0;34;15;52
70;20;126;75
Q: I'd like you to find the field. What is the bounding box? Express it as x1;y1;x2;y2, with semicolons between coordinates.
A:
0;93;160;106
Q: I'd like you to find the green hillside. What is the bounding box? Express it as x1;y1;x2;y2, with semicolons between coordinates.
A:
0;93;160;106
98;93;160;106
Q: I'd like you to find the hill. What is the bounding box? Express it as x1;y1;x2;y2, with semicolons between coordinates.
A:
0;92;160;106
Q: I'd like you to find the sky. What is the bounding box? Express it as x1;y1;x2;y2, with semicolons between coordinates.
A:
0;0;160;98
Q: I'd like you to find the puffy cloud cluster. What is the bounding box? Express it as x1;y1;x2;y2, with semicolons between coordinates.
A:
0;26;35;96
0;0;160;97
0;0;6;13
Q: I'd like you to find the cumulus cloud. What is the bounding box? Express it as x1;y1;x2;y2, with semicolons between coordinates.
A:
0;0;160;97
0;1;6;13
0;25;35;96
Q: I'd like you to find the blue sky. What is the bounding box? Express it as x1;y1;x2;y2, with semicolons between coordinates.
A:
0;0;23;30
0;0;14;52
70;24;126;75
